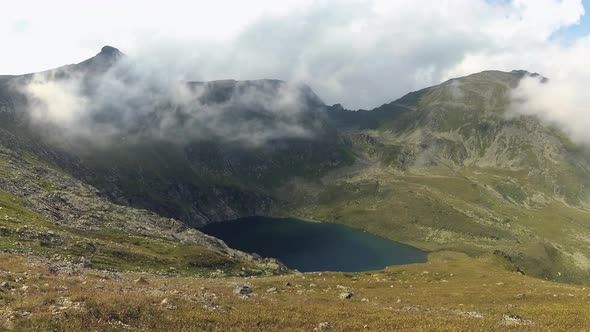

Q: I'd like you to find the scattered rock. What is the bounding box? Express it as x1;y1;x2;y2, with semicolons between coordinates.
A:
361;298;370;302
284;282;292;287
17;310;31;318
134;277;149;285
515;293;526;300
203;303;219;312
339;292;354;300
48;297;85;317
500;313;535;327
78;256;92;268
401;306;420;312
463;311;484;319
234;285;253;295
309;283;318;288
266;287;278;293
109;320;130;329
160;298;169;306
316;322;332;331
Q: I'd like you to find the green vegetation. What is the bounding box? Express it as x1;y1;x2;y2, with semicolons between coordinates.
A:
284;71;590;285
0;189;257;276
2;252;590;331
2;68;590;329
0;144;281;278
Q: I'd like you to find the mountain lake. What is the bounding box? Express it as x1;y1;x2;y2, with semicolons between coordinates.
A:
200;216;427;272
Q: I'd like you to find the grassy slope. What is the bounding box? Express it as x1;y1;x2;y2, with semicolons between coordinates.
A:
2;69;590;329
0;188;252;276
0;138;281;278
288;71;590;285
4;132;589;330
288;164;590;285
2;251;589;331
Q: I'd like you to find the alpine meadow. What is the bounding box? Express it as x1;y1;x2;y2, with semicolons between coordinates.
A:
2;1;590;331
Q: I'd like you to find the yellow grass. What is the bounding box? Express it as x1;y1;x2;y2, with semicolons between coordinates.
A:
1;251;589;331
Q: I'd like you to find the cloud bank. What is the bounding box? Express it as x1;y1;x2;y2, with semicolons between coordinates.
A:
5;0;590;147
21;56;322;147
511;73;590;146
2;0;586;110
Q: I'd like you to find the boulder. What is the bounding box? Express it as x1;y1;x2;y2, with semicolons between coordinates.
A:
134;277;149;284
339;292;354;299
500;313;534;326
234;285;253;295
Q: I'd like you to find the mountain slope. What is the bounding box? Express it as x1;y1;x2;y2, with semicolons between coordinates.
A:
0;123;284;276
293;70;590;284
3;47;590;330
0;47;353;227
2;48;590;286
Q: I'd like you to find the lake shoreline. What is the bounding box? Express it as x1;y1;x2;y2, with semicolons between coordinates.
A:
201;216;427;272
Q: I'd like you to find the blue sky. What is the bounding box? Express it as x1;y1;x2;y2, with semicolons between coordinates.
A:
551;0;590;43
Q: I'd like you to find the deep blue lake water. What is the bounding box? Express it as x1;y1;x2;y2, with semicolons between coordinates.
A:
200;217;427;272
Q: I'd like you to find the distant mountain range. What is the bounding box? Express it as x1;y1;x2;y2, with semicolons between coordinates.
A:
1;46;590;284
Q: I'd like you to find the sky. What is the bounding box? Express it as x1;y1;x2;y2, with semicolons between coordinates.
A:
551;0;590;43
2;0;590;110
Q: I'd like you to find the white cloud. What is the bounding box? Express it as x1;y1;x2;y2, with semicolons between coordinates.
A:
1;0;588;111
19;58;320;147
509;36;590;145
25;75;88;127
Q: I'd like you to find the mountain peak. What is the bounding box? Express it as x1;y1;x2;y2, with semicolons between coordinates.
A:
97;45;123;61
99;45;122;56
72;45;124;73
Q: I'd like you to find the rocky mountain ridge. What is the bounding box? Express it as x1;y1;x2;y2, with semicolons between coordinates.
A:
1;47;590;284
